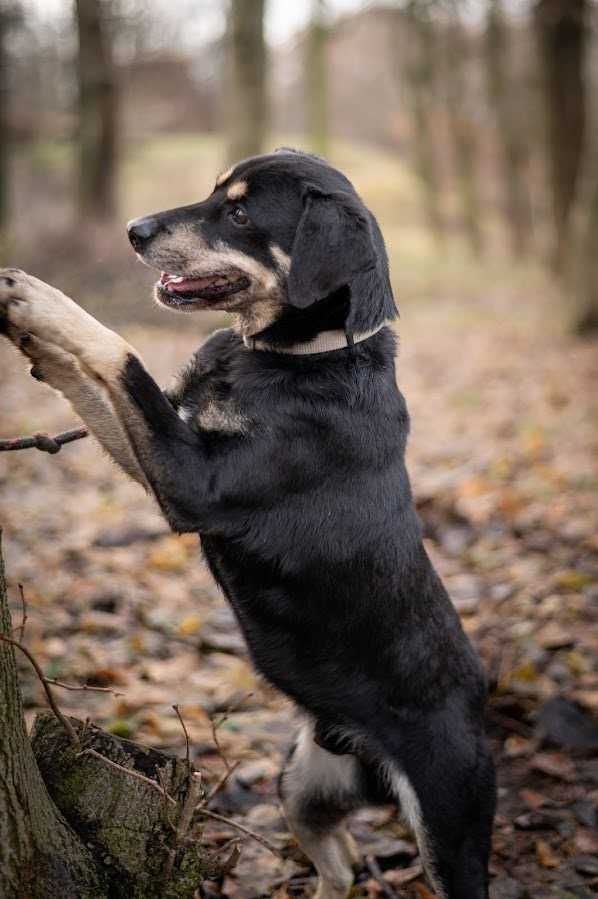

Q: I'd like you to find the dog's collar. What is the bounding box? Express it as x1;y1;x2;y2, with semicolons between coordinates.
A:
242;321;387;355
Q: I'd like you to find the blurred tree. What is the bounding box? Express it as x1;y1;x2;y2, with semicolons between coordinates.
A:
485;0;532;259
75;0;118;220
399;1;445;244
0;3;21;238
443;9;484;256
575;177;598;333
533;0;588;274
227;0;267;163
306;0;329;158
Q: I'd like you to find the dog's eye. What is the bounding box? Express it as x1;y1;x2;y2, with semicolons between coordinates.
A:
230;206;249;226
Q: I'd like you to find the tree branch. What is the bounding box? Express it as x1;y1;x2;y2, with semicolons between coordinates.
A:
0;427;88;454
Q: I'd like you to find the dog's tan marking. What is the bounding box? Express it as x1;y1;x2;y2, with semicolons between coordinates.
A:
226;180;248;201
216;165;235;187
270;243;291;273
196;400;249;435
0;269;138;385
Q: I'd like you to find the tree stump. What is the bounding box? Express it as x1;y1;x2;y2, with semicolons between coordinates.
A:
0;533;219;898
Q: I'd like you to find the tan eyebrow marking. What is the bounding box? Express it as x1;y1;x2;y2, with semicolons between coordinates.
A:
215;165;235;187
227;180;248;201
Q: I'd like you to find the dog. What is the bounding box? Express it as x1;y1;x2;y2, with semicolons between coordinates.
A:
0;148;495;899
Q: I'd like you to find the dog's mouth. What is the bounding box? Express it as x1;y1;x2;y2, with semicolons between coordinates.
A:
156;270;251;308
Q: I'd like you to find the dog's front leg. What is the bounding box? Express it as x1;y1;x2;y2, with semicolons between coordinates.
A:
5;328;148;487
0;269;199;528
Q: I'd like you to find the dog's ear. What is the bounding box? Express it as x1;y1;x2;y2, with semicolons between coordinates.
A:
287;189;377;309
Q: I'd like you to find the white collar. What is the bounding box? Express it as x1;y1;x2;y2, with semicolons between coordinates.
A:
242;321;387;355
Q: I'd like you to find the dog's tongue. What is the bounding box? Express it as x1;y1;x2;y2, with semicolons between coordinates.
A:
160;272;224;293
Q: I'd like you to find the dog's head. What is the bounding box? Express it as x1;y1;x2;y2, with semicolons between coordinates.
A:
127;149;396;336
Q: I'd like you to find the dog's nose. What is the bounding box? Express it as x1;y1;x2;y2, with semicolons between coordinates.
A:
127;216;161;251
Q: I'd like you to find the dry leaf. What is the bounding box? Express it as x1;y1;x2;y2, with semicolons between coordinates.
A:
177;613;203;636
531;752;576;782
535;838;560;868
520;788;549;810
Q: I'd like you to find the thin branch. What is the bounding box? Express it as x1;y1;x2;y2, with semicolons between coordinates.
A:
209;691;253;774
203;759;240;805
173;704;191;771
0;632;79;746
77;748;176;805
198;809;282;858
17;583;27;641
365;855;398;899
0;426;88;454
44;677;124;697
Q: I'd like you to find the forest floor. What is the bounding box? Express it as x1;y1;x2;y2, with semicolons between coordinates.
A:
1;279;597;899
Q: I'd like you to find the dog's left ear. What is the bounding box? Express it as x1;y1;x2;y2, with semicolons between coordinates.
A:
287;189;377;309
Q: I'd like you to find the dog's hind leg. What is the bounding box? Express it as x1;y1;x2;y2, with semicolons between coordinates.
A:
280;721;362;899
387;733;495;899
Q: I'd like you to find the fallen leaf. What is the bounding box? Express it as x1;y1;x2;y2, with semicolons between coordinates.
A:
177;613;203;636
535;838;560;868
520;788;549;810
530;752;576;782
384;863;423;886
147;537;189;571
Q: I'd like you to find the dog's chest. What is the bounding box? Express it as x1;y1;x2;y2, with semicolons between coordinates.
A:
176;368;249;436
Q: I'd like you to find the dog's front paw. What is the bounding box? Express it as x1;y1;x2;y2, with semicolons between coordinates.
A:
0;268;80;345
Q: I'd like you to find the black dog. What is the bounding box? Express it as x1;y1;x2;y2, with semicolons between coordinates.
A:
0;149;495;899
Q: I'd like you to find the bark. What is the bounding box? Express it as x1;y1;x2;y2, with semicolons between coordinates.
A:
399;3;445;244
227;0;267;163
485;0;532;259
0;4;19;236
75;0;118;220
573;175;598;334
0;533;105;899
533;0;588;273
0;535;219;898
306;0;329;158
443;15;484;257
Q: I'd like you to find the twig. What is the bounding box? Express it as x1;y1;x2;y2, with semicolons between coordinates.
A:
0;426;88;454
209;691;253;773
173;704;191;771
365;855;398;899
17;584;27;641
44;677;124;697
77;748;176;805
0;632;79;747
204;759;240;805
198;809;282;858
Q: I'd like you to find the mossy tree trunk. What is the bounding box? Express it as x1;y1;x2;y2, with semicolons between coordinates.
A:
0;534;106;899
226;0;267;163
0;534;218;898
306;0;329;159
533;0;588;274
75;0;118;220
485;0;532;259
399;1;445;245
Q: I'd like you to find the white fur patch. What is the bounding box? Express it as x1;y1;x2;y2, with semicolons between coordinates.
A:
270;243;291;273
386;764;447;899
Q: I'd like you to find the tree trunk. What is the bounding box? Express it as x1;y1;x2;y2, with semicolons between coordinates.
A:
75;0;118;220
399;3;445;244
0;533;105;898
573;175;598;334
485;0;532;259
0;4;19;237
226;0;267;163
533;0;588;274
443;15;484;257
0;534;218;898
306;0;329;158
